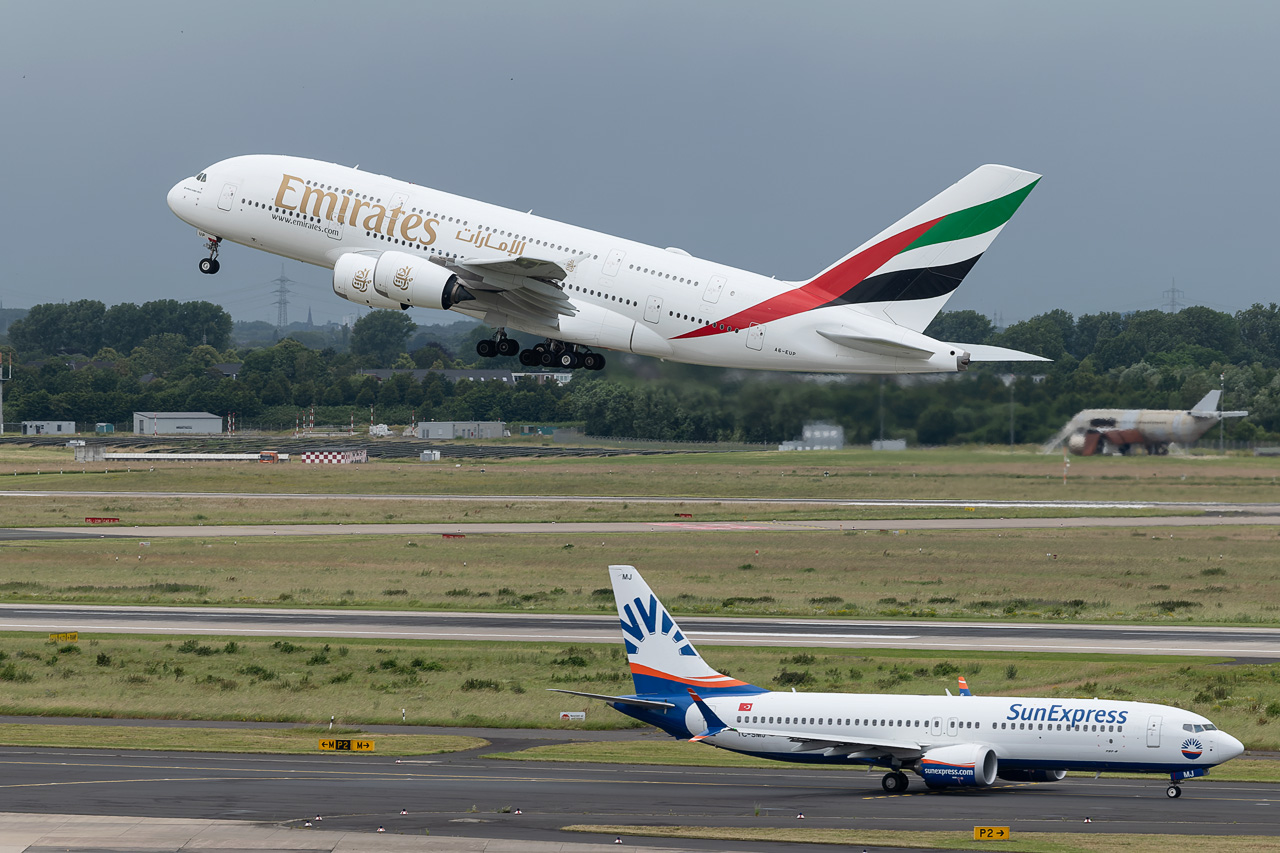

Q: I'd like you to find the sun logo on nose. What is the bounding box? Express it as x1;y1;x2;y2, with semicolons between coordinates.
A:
1180;738;1203;760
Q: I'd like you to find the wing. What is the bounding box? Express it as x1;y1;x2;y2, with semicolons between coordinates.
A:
729;724;923;759
450;253;581;328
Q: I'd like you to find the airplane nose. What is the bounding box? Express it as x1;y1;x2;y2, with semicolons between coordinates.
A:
167;180;187;215
1221;733;1245;760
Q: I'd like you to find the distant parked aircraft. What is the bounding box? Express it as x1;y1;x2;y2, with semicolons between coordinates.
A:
1043;390;1247;456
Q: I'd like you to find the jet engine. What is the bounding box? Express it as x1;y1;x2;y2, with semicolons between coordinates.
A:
997;768;1066;783
916;744;997;787
332;251;474;311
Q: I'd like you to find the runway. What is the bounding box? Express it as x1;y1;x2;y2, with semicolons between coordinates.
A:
1;602;1276;659
0;740;1275;849
8;511;1280;542
5;487;1280;512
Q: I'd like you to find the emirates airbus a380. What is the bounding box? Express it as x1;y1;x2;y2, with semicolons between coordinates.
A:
167;156;1048;372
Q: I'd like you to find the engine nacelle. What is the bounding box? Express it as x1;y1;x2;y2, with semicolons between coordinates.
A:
997;768;1066;783
917;743;997;788
371;250;473;310
333;253;409;310
332;251;475;312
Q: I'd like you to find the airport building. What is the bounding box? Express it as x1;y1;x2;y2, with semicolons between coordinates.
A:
778;422;845;451
133;412;223;435
21;420;76;436
414;421;507;440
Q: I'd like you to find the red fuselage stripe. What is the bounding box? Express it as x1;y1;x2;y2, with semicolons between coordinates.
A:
672;216;943;340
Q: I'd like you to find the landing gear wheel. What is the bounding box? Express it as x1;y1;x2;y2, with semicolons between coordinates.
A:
557;351;580;369
881;772;909;793
539;350;556;367
476;339;497;358
518;349;537;366
497;338;519;357
1166;785;1181;798
582;352;605;371
199;258;219;274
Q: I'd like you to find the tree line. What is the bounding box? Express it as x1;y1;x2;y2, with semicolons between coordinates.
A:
2;299;1280;444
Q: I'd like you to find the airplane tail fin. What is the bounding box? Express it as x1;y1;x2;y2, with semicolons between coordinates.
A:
958;676;972;696
609;565;763;697
1190;389;1221;415
804;165;1041;333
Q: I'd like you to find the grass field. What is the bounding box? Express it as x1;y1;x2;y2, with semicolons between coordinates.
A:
2;526;1278;625
0;723;484;755
562;826;1280;852
1;634;1278;748
4;446;1280;505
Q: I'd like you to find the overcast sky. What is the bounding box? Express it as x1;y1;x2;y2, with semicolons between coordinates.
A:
2;2;1276;331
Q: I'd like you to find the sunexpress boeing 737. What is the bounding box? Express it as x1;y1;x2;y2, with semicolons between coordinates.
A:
167;157;1049;373
553;567;1244;798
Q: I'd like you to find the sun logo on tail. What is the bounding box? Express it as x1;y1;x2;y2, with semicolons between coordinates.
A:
619;594;696;657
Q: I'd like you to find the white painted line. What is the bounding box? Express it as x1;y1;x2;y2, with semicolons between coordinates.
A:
692;632;918;640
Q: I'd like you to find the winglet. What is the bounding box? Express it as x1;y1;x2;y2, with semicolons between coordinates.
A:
687;688;734;742
958;676;972;696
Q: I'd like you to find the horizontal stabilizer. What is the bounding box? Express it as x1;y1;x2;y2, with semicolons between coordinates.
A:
817;329;934;359
954;343;1052;363
545;688;674;709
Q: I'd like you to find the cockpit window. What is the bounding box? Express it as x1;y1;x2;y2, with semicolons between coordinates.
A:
1202;724;1216;731
196;172;207;182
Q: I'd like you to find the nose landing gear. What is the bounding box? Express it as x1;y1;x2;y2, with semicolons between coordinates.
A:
198;237;222;274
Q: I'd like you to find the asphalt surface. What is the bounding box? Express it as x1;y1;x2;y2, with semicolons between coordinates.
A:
0;740;1275;849
0;602;1276;660
9;514;1280;543
5;488;1280;512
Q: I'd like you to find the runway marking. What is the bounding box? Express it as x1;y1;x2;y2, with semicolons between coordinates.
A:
696;632;919;640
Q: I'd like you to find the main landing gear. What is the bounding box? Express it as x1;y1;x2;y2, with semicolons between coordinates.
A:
198;237;222;274
475;332;519;359
881;771;910;793
1166;784;1182;798
517;340;605;371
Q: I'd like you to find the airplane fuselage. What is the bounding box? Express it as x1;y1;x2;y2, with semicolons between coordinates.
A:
168;155;1023;373
622;690;1237;776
